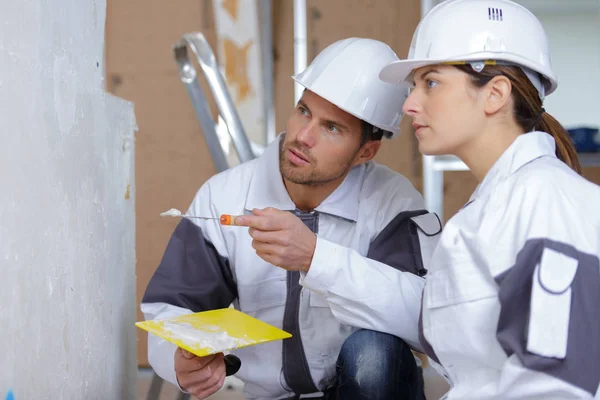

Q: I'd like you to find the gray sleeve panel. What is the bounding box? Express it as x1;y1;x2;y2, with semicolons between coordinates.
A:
495;238;600;395
367;209;441;277
142;218;237;312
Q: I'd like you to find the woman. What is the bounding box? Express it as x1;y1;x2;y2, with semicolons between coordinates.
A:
380;0;600;399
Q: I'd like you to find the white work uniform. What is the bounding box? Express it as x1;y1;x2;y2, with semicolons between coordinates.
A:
142;135;441;399
420;131;600;399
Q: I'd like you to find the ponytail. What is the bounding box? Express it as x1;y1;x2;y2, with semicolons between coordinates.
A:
537;112;581;174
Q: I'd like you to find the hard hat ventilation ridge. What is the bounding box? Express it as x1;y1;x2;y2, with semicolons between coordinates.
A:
488;7;503;21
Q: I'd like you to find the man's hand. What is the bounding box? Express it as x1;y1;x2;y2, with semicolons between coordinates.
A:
174;348;226;399
235;208;317;272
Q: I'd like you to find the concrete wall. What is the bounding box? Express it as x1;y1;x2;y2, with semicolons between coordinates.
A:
0;0;137;398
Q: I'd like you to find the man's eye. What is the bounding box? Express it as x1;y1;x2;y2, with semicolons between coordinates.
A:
326;124;339;133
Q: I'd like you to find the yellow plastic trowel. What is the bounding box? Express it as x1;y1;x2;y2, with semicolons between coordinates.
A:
135;308;292;358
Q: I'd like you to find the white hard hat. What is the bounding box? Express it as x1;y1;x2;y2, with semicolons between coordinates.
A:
379;0;557;97
293;37;408;138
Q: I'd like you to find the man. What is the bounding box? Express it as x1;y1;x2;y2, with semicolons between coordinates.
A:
142;37;441;400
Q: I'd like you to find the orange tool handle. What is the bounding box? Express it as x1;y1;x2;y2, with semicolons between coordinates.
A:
219;214;241;226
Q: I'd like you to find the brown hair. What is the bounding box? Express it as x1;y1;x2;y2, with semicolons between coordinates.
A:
360;120;385;146
455;65;581;174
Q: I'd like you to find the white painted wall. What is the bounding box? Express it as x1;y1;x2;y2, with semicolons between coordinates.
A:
533;9;600;129
0;1;137;399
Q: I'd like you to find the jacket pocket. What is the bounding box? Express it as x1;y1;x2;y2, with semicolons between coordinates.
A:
237;276;287;313
308;290;330;308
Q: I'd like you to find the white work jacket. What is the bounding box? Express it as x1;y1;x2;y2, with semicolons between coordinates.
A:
420;131;600;399
141;135;441;399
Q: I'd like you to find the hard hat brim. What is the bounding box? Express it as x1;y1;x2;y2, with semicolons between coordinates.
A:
379;59;447;86
380;57;558;95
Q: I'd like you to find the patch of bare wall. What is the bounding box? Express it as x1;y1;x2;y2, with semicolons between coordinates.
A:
0;0;137;398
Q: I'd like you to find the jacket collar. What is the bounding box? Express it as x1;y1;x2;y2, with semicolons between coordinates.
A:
471;131;556;200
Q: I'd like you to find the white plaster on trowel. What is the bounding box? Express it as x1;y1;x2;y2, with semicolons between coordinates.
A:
160;208;183;217
162;321;252;353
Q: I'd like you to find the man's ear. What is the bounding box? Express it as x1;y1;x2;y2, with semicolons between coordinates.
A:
353;140;382;166
484;75;512;115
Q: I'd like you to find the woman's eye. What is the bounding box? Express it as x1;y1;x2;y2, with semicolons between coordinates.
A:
426;80;438;89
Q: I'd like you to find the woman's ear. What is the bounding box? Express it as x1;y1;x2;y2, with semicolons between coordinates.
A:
484;75;513;115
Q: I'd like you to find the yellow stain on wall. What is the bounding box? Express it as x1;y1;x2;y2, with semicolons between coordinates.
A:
224;38;253;102
222;0;239;20
124;184;131;200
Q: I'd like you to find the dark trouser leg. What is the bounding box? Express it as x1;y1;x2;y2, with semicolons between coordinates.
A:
332;329;425;400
